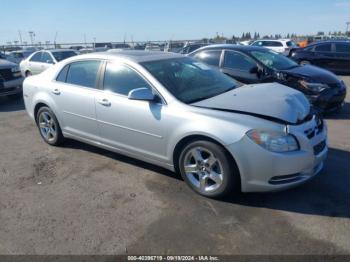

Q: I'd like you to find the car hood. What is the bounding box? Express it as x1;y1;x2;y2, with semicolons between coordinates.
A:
281;64;340;84
0;59;16;69
192;83;310;124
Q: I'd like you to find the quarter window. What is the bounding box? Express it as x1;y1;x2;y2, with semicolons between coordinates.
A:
193;50;222;66
223;51;257;71
56;65;70;82
103;63;152;96
65;61;101;88
30;52;42;62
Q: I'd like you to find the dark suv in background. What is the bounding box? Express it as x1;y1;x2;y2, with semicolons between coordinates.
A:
189;44;347;113
0;58;24;99
291;41;350;75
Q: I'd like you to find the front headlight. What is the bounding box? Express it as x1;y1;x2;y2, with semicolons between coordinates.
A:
299;80;328;93
247;130;299;153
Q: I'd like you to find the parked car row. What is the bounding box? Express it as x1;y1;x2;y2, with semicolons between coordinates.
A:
22;50;329;198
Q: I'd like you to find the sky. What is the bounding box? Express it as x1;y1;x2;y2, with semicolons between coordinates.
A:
1;0;350;45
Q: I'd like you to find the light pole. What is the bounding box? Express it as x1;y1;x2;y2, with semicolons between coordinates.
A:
346;22;350;34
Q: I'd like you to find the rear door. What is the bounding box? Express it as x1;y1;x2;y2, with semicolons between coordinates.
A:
221;50;260;84
312;43;335;70
50;60;102;141
266;41;285;54
334;42;350;74
38;52;55;74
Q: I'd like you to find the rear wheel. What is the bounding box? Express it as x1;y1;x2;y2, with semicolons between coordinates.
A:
36;107;64;146
178;140;239;198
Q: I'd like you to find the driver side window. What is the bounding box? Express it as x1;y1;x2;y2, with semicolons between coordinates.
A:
103;63;152;96
223;51;257;72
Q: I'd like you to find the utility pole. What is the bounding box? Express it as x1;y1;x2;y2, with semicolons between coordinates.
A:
18;30;23;45
28;31;35;45
54;31;58;48
346;22;350;34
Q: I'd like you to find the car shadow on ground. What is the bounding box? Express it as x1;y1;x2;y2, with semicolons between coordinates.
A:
63;139;350;219
325;102;350;120
63;139;182;181
0;97;25;112
223;147;350;219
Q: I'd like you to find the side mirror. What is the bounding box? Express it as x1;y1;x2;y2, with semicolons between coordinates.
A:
249;66;259;74
128;87;155;101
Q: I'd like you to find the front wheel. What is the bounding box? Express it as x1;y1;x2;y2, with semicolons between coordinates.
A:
36;107;64;146
178;140;239;198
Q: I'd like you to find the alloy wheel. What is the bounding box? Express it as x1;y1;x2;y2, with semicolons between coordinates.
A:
38;111;57;142
183;147;224;193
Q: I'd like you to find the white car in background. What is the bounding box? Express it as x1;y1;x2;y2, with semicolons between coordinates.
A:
20;49;78;77
251;39;299;56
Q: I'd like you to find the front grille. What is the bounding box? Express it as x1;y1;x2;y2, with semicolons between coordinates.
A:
0;69;16;81
304;115;324;139
328;83;342;89
314;140;326;155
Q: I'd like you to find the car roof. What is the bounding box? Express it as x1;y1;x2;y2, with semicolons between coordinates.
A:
72;50;184;63
308;40;350;46
191;44;268;53
253;39;292;42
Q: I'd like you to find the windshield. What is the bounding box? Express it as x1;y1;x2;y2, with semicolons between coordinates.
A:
52;51;77;62
142;57;239;104
250;50;298;70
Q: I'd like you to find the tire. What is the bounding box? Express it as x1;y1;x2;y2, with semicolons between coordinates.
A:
25;71;32;77
300;60;311;66
36;106;64;146
178;140;239;198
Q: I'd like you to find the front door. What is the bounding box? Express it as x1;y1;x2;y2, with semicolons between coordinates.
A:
95;62;168;162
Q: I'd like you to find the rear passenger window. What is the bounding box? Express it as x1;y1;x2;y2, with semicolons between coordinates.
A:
267;41;283;47
103;63;152;96
56;65;69;82
335;43;350;53
315;44;332;52
66;61;101;88
193;50;222;66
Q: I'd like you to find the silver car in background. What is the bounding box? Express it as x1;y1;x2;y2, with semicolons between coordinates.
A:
23;51;328;198
20;49;78;77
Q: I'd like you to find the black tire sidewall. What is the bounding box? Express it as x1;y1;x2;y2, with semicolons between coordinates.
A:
178;140;237;198
36;106;64;146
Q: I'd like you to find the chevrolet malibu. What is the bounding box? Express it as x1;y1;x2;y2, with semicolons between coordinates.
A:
23;51;328;198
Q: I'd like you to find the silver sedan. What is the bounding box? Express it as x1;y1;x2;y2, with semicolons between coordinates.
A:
23;51;328;198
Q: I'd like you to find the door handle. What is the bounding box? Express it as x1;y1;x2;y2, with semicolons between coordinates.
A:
52;89;61;95
97;98;111;107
